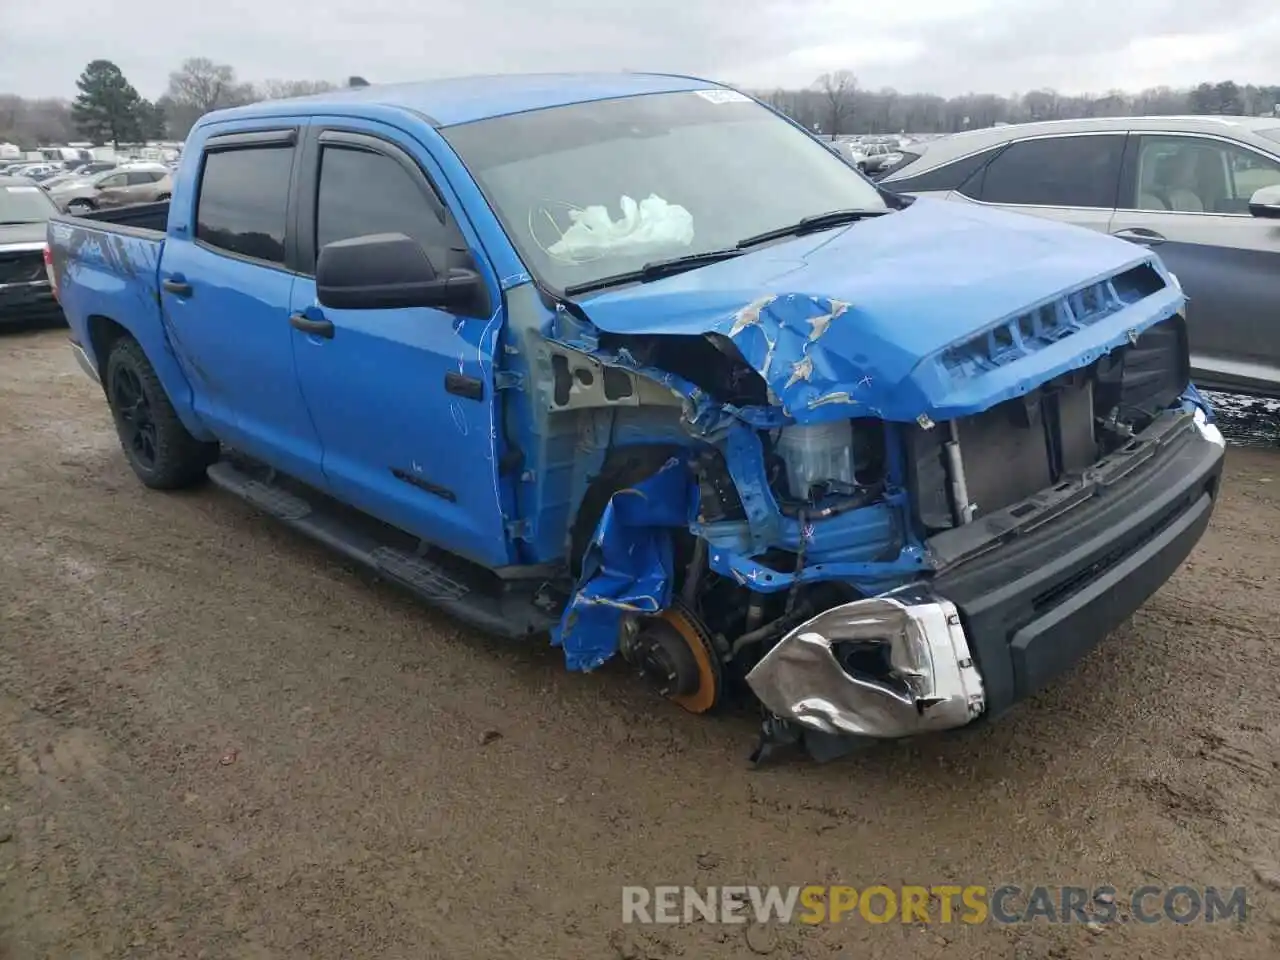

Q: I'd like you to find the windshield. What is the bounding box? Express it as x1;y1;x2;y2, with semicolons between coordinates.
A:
443;90;888;292
0;182;56;223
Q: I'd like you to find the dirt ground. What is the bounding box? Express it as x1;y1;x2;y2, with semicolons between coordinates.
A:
1;325;1278;960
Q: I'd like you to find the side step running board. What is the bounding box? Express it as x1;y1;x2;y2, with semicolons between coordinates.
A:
206;461;554;639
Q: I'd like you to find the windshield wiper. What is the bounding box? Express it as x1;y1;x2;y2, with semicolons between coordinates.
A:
562;247;744;296
735;208;890;250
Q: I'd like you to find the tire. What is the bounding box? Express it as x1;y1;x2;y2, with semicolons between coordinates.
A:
104;336;218;489
67;199;93;215
156;193;170;202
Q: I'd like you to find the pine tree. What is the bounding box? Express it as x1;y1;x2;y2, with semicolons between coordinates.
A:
71;60;144;147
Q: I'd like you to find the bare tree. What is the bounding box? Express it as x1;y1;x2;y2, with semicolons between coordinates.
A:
814;70;857;139
164;58;257;137
259;79;338;101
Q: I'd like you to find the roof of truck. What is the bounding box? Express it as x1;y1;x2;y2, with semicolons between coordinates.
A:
207;72;726;129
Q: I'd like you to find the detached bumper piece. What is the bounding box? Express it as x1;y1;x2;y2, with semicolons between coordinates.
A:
746;592;986;752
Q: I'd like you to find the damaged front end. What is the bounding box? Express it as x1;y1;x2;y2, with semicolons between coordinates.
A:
502;220;1214;760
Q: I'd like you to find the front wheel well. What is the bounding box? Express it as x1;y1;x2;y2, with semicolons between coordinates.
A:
568;443;690;577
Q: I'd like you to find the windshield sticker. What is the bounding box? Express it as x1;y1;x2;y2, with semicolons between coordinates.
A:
695;89;751;104
4;186;40;193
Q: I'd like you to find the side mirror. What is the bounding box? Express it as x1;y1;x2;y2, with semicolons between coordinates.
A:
1248;185;1280;219
316;232;489;315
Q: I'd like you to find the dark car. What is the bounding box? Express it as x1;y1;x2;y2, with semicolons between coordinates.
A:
0;176;61;325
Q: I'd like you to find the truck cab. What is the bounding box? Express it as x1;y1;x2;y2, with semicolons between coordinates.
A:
47;74;1226;761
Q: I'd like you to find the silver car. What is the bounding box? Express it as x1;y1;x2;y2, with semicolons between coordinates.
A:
881;116;1280;396
52;165;173;215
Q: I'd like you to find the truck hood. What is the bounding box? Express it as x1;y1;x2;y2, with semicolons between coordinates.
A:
572;198;1185;423
0;221;47;247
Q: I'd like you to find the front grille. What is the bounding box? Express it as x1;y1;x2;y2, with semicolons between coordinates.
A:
939;264;1167;377
909;316;1185;533
0;251;45;285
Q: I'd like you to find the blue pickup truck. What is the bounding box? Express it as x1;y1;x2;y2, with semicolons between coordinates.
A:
49;74;1226;760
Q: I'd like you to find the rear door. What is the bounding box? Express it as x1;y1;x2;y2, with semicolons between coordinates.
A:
93;171;130;207
123;170;159;204
951;132;1126;233
158;125;326;487
287;120;511;568
1110;133;1280;392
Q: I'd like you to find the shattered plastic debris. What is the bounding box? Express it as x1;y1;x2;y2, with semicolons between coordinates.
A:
551;455;699;671
546;194;694;262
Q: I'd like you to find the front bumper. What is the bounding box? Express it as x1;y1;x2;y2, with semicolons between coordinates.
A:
747;408;1225;743
934;407;1223;721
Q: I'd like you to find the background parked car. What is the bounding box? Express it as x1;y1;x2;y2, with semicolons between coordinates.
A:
0;175;60;325
862;142;904;176
881;115;1280;397
8;162;60;182
51;164;172;214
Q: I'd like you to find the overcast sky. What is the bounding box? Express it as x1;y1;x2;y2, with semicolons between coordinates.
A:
3;0;1278;100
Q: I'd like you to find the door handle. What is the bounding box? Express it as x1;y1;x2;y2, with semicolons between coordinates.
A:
1111;227;1166;245
162;277;192;297
289;312;335;339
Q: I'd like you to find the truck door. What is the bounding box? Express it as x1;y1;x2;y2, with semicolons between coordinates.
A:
158;126;327;489
286;122;512;570
1111;133;1280;393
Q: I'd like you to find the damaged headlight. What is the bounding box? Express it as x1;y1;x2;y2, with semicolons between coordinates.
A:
745;592;986;739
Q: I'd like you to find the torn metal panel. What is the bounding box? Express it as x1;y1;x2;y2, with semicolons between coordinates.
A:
745;592;986;739
551;454;699;671
562;198;1187;423
543;308;789;436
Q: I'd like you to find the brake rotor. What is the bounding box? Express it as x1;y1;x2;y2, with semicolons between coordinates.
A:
631;602;723;714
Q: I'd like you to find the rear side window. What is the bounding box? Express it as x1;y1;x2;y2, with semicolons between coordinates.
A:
196;146;294;264
974;135;1124;209
888;146;1003;194
126;171;158;185
315;145;454;266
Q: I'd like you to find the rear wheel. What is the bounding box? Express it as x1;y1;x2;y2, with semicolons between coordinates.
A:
156;193;170;202
67;198;93;215
104;337;217;489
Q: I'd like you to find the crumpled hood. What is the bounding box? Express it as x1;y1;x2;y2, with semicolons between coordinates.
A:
572;197;1185;423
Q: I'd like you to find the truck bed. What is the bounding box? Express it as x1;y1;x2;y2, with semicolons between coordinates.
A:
74;200;170;234
47;202;168;351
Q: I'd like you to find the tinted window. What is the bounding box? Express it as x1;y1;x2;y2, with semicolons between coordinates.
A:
196;146;294;264
126;171;157;185
888;146;1002;194
976;135;1124;208
315;145;454;265
1130;135;1280;214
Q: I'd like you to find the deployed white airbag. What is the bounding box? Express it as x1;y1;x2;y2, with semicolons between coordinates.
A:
547;194;694;261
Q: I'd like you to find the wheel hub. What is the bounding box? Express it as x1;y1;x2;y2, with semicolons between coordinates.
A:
626;604;723;714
